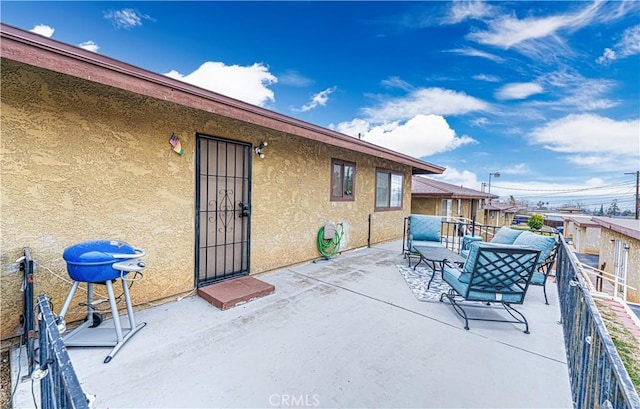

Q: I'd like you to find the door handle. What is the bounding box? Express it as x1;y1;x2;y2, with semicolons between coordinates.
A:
239;202;250;217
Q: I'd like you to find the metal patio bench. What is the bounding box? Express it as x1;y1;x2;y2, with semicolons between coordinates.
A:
460;228;557;304
439;243;540;333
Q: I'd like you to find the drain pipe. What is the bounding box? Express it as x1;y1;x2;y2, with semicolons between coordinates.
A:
367;214;371;248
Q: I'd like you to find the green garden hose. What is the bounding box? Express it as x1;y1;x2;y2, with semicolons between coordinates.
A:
317;224;343;259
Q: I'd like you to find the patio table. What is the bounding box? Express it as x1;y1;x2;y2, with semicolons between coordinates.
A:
413;245;466;289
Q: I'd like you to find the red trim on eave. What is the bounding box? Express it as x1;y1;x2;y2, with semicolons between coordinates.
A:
0;23;444;175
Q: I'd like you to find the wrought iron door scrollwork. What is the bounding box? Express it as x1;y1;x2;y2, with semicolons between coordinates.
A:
216;189;235;233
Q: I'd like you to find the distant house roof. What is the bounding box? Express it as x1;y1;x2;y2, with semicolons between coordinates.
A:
485;202;519;213
564;215;600;227
591;217;640;241
558;206;585;214
411;176;495;199
545;214;565;223
0;23;444;176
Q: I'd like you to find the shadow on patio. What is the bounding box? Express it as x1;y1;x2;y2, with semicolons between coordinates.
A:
13;239;572;408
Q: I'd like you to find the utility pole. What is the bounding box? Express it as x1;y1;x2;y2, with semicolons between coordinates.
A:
625;171;640;220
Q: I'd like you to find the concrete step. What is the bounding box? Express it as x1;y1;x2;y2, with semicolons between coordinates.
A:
198;276;275;310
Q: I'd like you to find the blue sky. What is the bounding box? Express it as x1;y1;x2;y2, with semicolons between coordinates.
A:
2;1;639;211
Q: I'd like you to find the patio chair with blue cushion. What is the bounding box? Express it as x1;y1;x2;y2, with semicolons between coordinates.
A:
403;215;444;267
526;239;559;305
460;227;558;304
439;242;540;333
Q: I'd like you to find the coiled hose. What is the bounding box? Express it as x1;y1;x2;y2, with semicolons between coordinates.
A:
317;224;343;259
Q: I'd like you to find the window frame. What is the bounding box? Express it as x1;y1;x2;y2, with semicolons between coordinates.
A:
441;199;452;219
374;168;404;211
330;159;356;202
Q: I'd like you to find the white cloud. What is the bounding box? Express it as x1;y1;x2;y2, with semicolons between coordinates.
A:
470;117;489;127
335;114;476;158
618;24;640;56
165;62;277;107
442;0;495;24
473;74;500;82
466;1;606;59
531;71;618;111
529;114;640;171
79;41;99;53
501;163;530;175
331;118;370;139
597;24;640;64
596;48;617;65
294;87;337;112
362;87;489;122
381;76;413;91
446;47;505;63
495;82;543;100
278;70;313;87
104;9;152;29
30;24;54;37
432;166;481;191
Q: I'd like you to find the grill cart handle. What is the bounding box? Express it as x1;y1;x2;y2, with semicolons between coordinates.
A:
110;248;145;259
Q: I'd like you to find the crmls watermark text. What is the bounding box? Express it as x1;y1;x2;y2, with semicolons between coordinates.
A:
268;393;320;407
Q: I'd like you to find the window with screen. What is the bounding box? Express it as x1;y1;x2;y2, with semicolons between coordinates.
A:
375;169;403;210
331;159;355;201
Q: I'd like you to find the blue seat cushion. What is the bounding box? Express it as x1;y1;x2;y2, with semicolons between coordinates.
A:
410;240;443;253
491;227;525;244
462;242;502;274
442;267;524;303
409;215;442;242
530;271;546;285
512;232;556;267
462;242;535;275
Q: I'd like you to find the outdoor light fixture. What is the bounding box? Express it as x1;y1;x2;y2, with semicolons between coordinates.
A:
254;141;268;159
488;172;500;203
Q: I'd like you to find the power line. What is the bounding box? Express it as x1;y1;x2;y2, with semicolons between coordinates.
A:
490;180;634;193
511;189;636;201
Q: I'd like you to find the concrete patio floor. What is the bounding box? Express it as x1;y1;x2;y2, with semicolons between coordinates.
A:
13;239;573;408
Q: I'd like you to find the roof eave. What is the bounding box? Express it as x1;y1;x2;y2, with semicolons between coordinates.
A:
591;217;640;240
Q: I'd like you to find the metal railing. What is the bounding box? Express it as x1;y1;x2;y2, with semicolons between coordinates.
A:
440;218;501;253
21;247;36;378
36;294;91;409
556;237;640;409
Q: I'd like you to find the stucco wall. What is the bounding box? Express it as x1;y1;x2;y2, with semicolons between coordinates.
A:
563;220;576;240
0;60;412;340
599;230;640;304
576;226;601;255
412;198;485;225
410;198;438;215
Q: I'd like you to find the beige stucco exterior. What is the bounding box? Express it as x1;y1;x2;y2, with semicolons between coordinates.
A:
411;198;487;225
0;60;417;340
598;229;640;304
484;209;515;227
410;198;438;216
575;226;601;255
563;216;601;255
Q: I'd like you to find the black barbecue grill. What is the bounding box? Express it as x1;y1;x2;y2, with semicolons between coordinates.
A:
57;240;147;363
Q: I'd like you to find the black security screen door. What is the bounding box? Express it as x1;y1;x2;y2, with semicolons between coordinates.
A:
196;134;251;286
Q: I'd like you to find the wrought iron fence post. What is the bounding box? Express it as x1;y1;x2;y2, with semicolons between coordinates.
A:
21;247;36;379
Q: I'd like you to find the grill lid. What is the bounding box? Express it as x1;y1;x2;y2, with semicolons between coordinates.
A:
63;240;136;265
